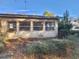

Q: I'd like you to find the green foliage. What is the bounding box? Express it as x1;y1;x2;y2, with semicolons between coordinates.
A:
0;33;6;53
0;42;5;53
58;21;72;38
45;40;67;56
24;41;48;55
59;21;72;32
67;34;79;59
67;34;79;42
43;10;54;16
63;10;69;22
22;39;70;56
58;10;72;38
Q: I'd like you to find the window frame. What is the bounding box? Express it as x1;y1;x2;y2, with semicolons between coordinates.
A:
33;21;43;31
45;21;55;31
8;21;17;31
19;21;31;31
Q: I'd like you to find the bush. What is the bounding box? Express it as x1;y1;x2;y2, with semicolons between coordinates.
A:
23;41;48;55
0;42;5;53
44;40;67;56
21;39;71;57
0;33;6;53
67;34;79;59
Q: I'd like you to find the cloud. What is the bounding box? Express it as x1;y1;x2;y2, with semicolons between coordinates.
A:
17;10;30;12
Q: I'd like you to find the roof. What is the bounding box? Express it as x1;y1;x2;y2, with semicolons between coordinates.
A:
0;13;58;20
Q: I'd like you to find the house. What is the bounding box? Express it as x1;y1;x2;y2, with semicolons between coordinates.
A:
70;20;79;31
0;14;58;40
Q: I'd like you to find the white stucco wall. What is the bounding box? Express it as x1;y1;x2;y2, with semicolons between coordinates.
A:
8;30;58;39
70;20;79;31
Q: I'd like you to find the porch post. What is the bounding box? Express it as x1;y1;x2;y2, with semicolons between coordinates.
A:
31;21;33;31
16;21;19;33
55;20;58;30
55;20;58;37
1;20;7;33
43;21;45;31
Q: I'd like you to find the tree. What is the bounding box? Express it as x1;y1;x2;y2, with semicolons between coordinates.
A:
43;10;54;16
63;10;69;23
58;10;72;38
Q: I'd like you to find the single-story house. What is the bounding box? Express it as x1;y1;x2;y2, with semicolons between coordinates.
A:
0;14;58;40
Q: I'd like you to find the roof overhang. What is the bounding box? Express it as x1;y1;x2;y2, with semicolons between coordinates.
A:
0;14;58;20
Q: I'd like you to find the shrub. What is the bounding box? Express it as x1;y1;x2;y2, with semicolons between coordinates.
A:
67;34;79;59
0;42;5;53
23;41;48;55
21;39;71;57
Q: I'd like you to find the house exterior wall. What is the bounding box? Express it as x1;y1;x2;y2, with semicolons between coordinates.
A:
1;20;8;33
0;18;58;39
70;20;79;31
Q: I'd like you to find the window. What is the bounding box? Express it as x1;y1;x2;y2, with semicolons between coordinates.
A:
8;21;16;31
19;21;30;31
45;22;55;31
33;22;43;31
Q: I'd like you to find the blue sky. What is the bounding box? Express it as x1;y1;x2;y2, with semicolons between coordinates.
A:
0;0;79;17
